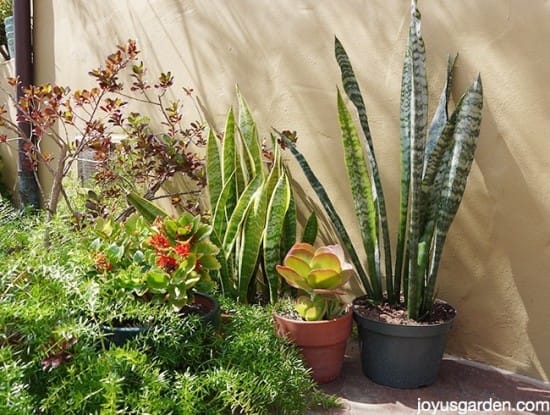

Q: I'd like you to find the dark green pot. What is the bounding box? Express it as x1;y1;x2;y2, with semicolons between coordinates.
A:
190;291;220;327
101;324;148;347
101;292;220;347
353;301;455;389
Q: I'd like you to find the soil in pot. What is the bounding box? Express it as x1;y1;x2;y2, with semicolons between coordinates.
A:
274;308;353;384
353;296;456;389
353;296;456;325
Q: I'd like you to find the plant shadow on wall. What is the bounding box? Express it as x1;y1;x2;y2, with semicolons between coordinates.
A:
459;104;550;381
277;0;483;388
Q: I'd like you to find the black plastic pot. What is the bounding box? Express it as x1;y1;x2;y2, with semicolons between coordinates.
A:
189;291;220;327
101;292;220;347
101;324;149;347
353;303;455;389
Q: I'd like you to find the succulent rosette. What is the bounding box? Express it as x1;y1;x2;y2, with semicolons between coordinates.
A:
276;242;353;320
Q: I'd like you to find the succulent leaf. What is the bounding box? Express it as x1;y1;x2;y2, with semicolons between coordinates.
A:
307;269;342;289
275;265;309;291
310;252;342;273
146;269;169;290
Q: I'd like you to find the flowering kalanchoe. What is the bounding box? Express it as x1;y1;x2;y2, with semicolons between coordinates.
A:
144;213;220;310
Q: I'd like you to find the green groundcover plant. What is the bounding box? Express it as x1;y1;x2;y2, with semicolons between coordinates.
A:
0;204;339;414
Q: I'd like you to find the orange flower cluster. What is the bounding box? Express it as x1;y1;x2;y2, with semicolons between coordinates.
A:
94;252;112;273
148;231;191;273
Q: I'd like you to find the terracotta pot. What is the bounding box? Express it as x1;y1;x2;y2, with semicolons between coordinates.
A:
273;308;353;384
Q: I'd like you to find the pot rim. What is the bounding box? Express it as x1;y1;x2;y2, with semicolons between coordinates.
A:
351;295;457;328
273;305;353;326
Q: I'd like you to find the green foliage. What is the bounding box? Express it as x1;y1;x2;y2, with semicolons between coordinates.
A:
0;213;337;414
206;90;311;304
0;0;12;61
0;0;11;22
276;243;352;320
0;346;34;415
122;193;220;309
280;0;483;320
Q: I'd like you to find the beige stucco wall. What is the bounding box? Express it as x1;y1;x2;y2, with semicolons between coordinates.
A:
23;0;550;381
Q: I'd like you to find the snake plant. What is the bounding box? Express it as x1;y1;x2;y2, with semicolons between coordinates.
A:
279;0;483;320
206;90;317;303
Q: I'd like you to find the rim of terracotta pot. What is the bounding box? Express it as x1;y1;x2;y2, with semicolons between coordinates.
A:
273;305;353;326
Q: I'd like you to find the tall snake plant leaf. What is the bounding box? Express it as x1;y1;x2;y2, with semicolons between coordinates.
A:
425;54;457;168
222;108;238;214
237;187;266;302
395;40;413;302
281;189;297;257
335;36;393;301
301;211;318;245
423;76;483;310
209;230;235;297
237;90;264;178
404;0;429;319
207;108;237;239
206;129;223;214
222;172;263;257
238;146;284;302
212;170;236;239
263;172;292;303
337;89;381;299
222;107;237;184
276;129;374;298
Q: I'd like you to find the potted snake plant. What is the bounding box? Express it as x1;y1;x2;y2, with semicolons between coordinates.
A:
278;0;483;388
273;242;353;384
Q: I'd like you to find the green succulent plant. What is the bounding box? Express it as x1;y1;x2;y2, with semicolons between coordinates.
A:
143;213;220;310
90;214;154;303
279;0;483;321
276;243;352;321
92;197;219;311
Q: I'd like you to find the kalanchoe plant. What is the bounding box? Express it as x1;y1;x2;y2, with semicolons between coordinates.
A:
144;213;220;310
91;204;219;311
91;214;151;295
276;243;352;321
279;0;483;321
125;191;220;310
